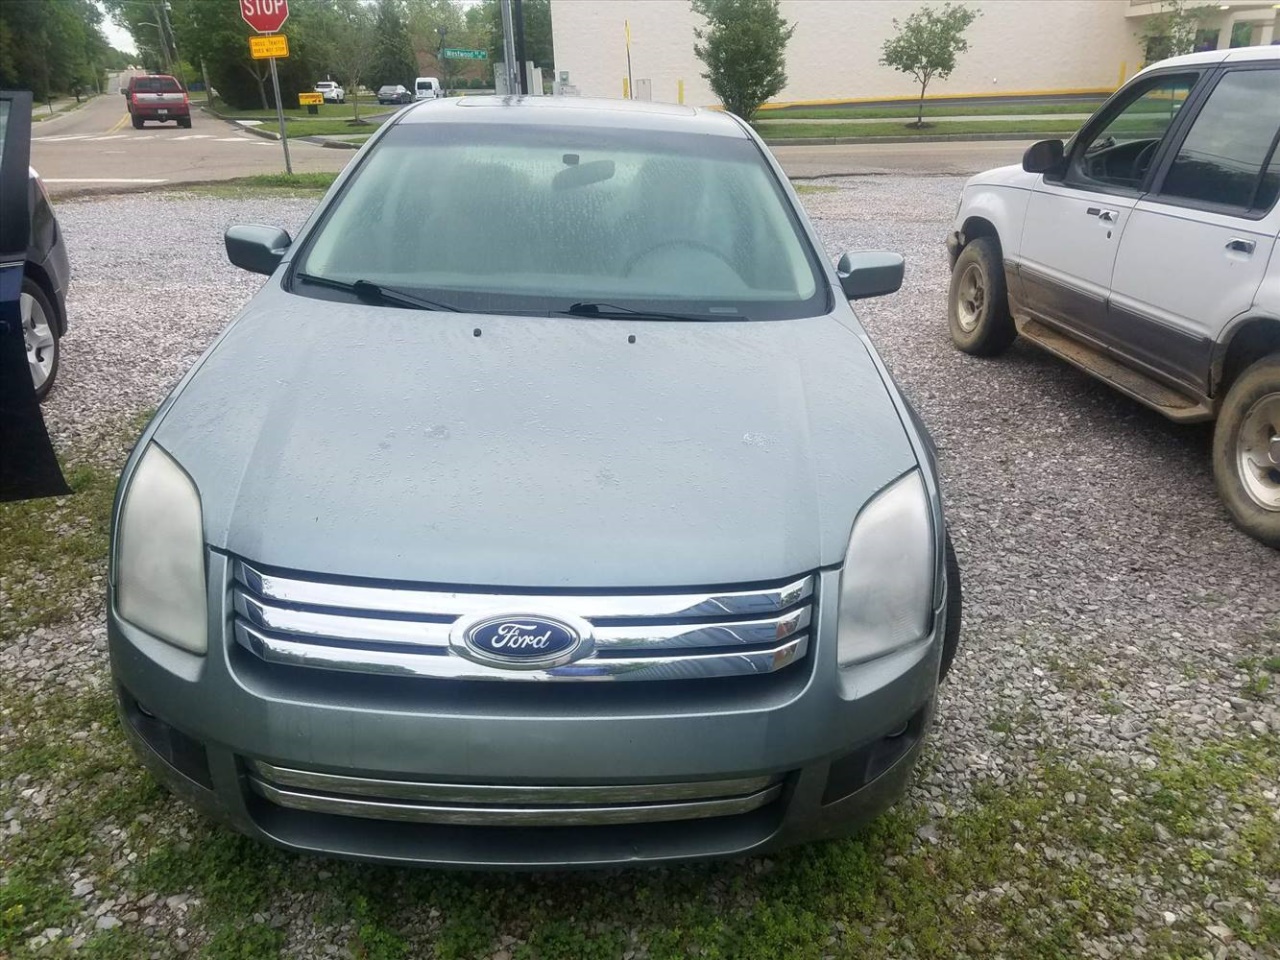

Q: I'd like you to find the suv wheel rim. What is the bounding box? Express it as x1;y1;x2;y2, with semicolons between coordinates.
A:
956;262;985;332
22;291;55;391
1237;391;1280;511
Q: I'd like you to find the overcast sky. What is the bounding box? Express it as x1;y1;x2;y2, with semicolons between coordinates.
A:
98;2;138;54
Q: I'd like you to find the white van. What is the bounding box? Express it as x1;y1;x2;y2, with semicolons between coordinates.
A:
414;77;443;100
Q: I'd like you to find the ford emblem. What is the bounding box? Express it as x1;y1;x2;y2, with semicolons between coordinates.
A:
453;613;591;669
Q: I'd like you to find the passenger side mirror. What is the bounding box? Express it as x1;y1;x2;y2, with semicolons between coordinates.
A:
837;251;905;300
225;224;292;275
1022;139;1065;175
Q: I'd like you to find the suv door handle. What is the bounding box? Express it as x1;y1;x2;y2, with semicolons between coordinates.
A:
1226;238;1256;255
1086;207;1118;222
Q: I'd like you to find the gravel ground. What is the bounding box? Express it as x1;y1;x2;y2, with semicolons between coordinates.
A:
2;183;1277;958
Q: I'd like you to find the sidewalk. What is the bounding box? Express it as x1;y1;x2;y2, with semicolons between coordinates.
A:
755;112;1092;125
32;94;99;122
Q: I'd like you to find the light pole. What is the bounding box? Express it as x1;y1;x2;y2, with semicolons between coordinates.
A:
137;21;172;75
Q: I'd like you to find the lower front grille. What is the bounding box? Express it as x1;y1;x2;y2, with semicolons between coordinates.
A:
247;760;784;827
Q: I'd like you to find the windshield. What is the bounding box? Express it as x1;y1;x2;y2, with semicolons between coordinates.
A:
296;122;826;320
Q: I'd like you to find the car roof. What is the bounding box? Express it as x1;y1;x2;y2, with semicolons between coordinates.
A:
1135;43;1280;78
396;96;748;137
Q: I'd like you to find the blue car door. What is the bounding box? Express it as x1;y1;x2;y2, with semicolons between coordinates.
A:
0;90;68;500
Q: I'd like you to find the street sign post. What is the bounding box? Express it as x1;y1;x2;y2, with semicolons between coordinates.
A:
241;0;291;175
239;0;289;34
442;48;487;60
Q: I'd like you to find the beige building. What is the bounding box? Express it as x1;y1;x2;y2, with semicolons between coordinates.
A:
549;0;1280;107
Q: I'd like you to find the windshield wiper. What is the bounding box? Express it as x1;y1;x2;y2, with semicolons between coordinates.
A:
560;301;736;322
296;273;460;312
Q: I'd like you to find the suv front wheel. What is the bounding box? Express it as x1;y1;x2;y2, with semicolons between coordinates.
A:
1213;354;1280;548
948;237;1016;357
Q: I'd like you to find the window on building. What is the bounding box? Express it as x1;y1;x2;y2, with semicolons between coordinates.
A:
1230;21;1255;48
1070;73;1198;190
1159;69;1280;211
1193;29;1220;52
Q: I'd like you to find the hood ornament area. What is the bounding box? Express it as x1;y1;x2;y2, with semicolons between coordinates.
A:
451;612;593;670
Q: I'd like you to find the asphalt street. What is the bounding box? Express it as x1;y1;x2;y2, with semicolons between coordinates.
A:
33;74;1032;194
30;73;351;194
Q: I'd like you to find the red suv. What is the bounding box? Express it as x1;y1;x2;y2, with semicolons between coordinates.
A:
123;74;191;129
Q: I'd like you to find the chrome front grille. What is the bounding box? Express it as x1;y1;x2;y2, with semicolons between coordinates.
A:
231;560;814;682
247;760;784;826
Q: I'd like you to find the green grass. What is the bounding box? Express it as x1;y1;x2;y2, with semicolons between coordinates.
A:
792;183;837;195
174;172;339;199
211;95;382;121
758;118;1086;140
758;100;1106;121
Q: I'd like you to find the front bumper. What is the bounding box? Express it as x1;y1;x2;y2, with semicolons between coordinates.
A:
109;557;945;868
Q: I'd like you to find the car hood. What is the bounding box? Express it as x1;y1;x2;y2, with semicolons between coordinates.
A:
965;162;1035;190
153;289;917;588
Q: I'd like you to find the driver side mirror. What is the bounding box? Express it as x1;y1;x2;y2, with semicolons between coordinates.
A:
837;251;905;300
1022;139;1065;175
225;224;292;275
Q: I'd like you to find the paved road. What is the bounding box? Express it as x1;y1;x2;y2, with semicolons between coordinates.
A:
773;138;1031;177
32;77;1031;192
31;74;350;195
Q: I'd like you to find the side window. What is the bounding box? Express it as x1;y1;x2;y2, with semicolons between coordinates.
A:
1068;73;1198;191
1158;69;1280;213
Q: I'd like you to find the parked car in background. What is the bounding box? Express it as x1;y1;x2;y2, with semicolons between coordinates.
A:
110;96;961;868
23;166;69;400
122;74;191;128
948;46;1280;548
377;84;413;105
314;81;344;104
414;76;443;100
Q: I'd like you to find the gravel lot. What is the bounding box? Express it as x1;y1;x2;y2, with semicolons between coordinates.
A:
1;182;1277;959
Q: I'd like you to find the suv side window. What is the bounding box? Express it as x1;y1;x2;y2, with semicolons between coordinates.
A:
1067;73;1199;192
1157;68;1280;213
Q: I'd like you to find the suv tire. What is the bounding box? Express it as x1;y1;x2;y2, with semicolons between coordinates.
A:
179;116;192;129
1213;354;1280;548
131;116;144;129
21;278;60;402
948;236;1016;357
939;531;962;681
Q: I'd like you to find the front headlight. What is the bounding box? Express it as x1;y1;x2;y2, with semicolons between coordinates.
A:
837;471;935;667
116;444;208;654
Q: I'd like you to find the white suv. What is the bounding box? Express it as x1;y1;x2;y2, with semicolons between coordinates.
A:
313;81;344;104
948;46;1280;548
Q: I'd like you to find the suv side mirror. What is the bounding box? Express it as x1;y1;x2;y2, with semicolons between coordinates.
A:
225;224;292;275
837;251;904;300
1022;139;1065;175
120;88;129;96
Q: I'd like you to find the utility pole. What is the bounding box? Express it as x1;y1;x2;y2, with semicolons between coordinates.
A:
499;0;519;96
512;0;527;94
438;26;448;97
153;2;186;88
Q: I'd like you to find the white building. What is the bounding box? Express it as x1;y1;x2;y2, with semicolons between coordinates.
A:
549;0;1280;107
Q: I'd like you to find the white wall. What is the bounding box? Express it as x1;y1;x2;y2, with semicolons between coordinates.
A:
550;0;1147;106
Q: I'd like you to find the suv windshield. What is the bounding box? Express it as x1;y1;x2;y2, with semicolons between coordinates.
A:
296;122;827;320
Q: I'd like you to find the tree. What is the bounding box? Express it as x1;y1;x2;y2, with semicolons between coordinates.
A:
0;0;114;100
691;0;794;123
370;0;416;87
1138;2;1214;63
880;3;979;127
308;0;378;122
477;0;552;77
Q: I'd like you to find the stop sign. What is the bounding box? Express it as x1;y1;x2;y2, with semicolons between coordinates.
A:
240;0;289;34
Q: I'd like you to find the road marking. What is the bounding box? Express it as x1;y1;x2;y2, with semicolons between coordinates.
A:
170;134;213;140
91;134;128;141
33;134;92;142
42;178;168;184
108;113;129;133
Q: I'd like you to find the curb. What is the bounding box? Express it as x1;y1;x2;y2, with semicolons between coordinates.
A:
761;132;1063;146
303;136;362;150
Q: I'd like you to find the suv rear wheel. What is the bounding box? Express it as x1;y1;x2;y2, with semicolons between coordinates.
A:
1213;354;1280;548
948;236;1016;357
131;116;144;129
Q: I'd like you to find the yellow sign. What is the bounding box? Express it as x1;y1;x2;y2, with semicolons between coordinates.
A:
249;34;289;59
297;91;323;106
